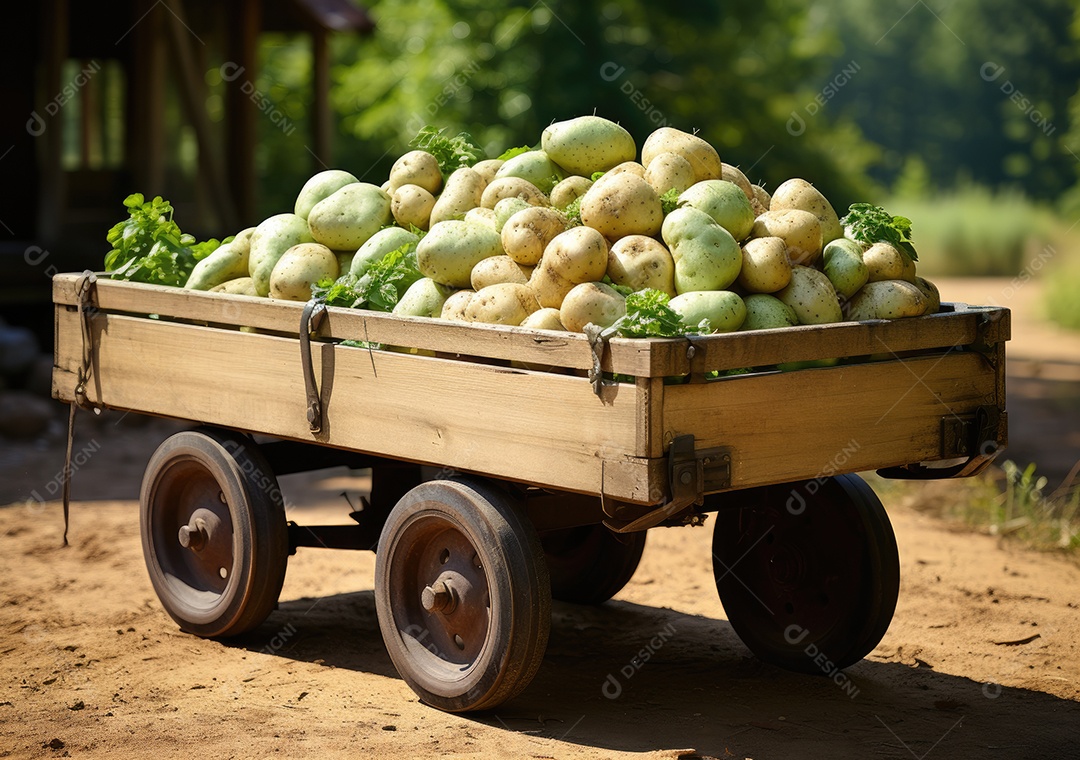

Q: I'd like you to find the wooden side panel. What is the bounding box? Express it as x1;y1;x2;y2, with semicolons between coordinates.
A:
53;307;657;502
663;352;997;491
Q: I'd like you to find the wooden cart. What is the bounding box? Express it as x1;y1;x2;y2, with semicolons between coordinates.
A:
52;272;1009;712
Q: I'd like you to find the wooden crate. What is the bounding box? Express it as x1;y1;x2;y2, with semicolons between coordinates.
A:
52;274;1009;506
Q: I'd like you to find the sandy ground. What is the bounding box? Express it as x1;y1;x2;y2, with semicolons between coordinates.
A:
1;278;1078;759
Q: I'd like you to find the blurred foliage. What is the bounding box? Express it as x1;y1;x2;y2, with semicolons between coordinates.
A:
1045;258;1080;330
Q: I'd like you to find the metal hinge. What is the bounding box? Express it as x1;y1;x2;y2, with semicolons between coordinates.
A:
941;405;1002;459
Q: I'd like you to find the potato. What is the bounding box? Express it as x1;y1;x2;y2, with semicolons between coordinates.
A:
742;293;798;331
269;242;339;301
775;265;843;324
481;177;550;209
721;163;754;203
822;238;869;298
750;209;822;266
391;184;436;230
668;290;746;334
307;183;392;251
901;252;918;283
751;184;771;216
417;220;503;288
644;151;695;195
471;255;532;290
580;172;663;240
845;280;926;321
607;161;646;178
494;198;534;231
350;227;419;277
185;227;255;291
440;289;476;322
863;242;908;282
661;207;742;293
430;167;485;226
294;170;358;220
471;159;504;185
388;150;442;195
607;235;676;297
249;213;315;297
541;115;637;177
549;175;593;209
501;207;569;266
209;277;258;296
641;127;722;183
559;282;626;333
529;226;609;309
464;206;499;231
678;180;755;241
520;307;566;331
466;283;541;326
737;236;791;294
392;277;454;318
495;150;564;194
336;251;354;275
914;276;941;315
769;178;843;244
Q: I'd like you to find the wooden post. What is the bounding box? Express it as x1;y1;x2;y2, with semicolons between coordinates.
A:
38;0;68;244
312;28;332;169
225;0;260;224
129;0;166;196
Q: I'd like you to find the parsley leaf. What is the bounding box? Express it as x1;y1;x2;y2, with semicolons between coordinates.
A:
497;145;532;161
312;242;423;312
563;196;583;227
409;125;484;178
840;202;919;261
610;289;688;338
660;188;682;215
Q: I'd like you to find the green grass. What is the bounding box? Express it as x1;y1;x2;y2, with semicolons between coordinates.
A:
1045;261;1080;331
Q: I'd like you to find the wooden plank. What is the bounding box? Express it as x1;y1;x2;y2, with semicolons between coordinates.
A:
663;352;997;492
53;308;657;502
635;376;665;459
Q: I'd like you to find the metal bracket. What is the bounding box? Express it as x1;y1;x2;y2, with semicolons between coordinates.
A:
300;300;328;433
879;404;1006;480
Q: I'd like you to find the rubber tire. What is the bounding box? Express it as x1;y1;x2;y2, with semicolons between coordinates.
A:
711;473;900;673
542;524;646;604
140;429;288;638
374;478;550;712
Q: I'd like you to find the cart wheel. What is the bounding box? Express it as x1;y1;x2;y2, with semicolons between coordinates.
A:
711;474;899;673
542;524;646;604
140;429;288;638
374;479;550;712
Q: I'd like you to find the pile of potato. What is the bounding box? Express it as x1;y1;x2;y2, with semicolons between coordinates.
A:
185;115;940;335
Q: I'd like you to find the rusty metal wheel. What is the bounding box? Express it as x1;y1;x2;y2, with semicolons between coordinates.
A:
711;474;900;673
140;429;288;638
374;479;550;712
542;524;646;604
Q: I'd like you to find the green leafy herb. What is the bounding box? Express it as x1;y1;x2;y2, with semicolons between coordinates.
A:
590;171;607;182
840;203;919;261
409;125;484;177
609;289;687;338
497;145;532;161
312;242;423;312
104;193;224;287
563;196;583;227
312;273;364;308
660;188;682;215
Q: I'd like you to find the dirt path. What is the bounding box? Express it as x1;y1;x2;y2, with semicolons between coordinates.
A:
2;491;1079;760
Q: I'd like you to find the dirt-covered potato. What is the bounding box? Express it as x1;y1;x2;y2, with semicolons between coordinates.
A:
470;255;532;290
822;238;869;298
644;151;695;196
721;163;755;203
737;236;791;294
440;289;476;321
607;235;676;297
529;226;609;309
391;184;436;230
580;172;663;240
668;290;746;333
495;151;564;194
430;167;486;226
845;280;926;320
465;283;540;326
501;207;569;266
662;207;742;293
481;177;551;209
742;293;798;331
541;115;637;177
641;127;722;184
559;282;626;332
520;307;566;331
679;180;755;241
393;277;453;318
750;209;823;266
388;150;442;195
751;184;772;216
549;175;593;209
269;242;339;301
417;220;503;287
770;178;843;244
775;265;843;324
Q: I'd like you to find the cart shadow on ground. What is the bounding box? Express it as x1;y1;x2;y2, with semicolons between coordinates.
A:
231;589;1080;759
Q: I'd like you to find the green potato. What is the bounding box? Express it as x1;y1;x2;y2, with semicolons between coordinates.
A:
775;265;843;324
417;220;503;288
185;227;255;291
668;290;746;334
661;207;742;293
249;213;315;297
294;169;358;220
742;293;798;331
822;238;869;298
307;183;392;251
495;151;565;195
541;115;636;177
350;227;420;278
392;277;454;318
678;180;755;242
